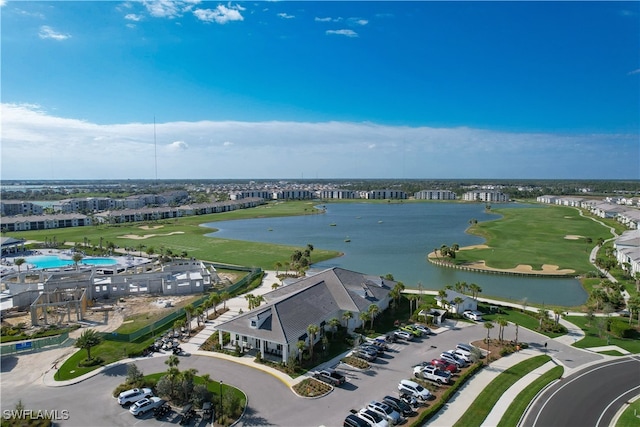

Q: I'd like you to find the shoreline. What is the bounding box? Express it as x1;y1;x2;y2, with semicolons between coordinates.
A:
427;247;577;278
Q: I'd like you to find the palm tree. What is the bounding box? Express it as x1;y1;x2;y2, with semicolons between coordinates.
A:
195;306;204;327
453;297;464;314
244;294;255;310
552;307;564;326
220;291;230;310
328;317;340;340
368;304;379;330
307;324;319;360
274;261;282;276
469;283;482;300
75;329;103;360
357;311;369;331
184;304;195;336
342;311;353;329
165;354;180;369
14;258;26;273
496;316;508;342
484;321;494;362
208;293;221;316
72;252;84;270
296;340;306;364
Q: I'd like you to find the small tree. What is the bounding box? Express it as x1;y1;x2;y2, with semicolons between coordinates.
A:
75;329;103;360
484;321;494;363
72;252;84;270
126;363;144;386
14;258;26;273
307;324;319;360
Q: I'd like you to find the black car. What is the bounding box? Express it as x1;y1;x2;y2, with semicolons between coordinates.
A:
344;414;372;427
383;395;414;417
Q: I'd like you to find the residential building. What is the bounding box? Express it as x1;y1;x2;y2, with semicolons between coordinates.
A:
215;267;394;364
414;190;457;200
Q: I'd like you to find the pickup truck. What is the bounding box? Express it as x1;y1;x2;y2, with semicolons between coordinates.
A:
313;369;347;386
413;365;451;384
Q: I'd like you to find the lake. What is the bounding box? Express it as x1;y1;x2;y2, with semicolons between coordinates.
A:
203;202;588;307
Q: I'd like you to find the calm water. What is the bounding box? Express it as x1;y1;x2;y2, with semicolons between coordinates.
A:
25;255;118;269
202;203;588;306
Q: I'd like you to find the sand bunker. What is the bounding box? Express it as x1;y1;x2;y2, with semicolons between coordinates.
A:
139;225;164;230
119;231;185;240
464;261;575;275
564;235;584;240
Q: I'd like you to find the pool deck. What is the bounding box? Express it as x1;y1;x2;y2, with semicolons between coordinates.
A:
1;249;151;276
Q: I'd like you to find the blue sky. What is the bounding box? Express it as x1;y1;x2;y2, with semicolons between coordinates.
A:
1;1;639;180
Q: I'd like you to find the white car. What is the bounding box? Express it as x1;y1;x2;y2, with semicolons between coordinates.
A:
398;379;431;401
393;330;413;341
118;388;153;406
463;310;483;321
440;352;466;368
367;401;402;425
129;397;164;416
412;324;433;335
357;408;390;427
456;343;475;354
413;365;451;384
450;349;472;363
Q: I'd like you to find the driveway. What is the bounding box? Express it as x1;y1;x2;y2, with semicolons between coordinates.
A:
1;320;604;427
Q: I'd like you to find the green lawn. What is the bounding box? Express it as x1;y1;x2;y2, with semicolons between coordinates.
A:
479;303;567;339
458;206;612;274
615;399;640;427
497;365;564;427
566;315;640;354
57;337;154;380
6;201;341;270
453;355;552;427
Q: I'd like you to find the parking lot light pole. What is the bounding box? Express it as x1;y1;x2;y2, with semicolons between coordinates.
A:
219;380;223;421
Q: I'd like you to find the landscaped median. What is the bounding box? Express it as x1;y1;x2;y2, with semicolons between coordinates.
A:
452;354;552;427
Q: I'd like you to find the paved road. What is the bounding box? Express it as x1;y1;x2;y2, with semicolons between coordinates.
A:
522;355;640;427
1;320;606;427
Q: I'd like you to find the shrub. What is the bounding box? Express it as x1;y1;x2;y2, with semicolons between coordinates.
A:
610;322;635;339
78;357;103;367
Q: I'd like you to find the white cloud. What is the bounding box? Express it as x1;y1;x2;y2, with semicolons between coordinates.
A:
140;0;201;19
628;68;640;75
315;16;342;23
38;26;71;41
193;4;244;24
0;0;6;7
125;13;143;21
1;103;637;180
168;140;189;151
277;12;294;19
353;19;368;26
326;29;358;38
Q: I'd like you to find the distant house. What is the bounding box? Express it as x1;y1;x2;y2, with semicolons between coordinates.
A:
215;267;394;364
435;290;477;314
614;230;640;277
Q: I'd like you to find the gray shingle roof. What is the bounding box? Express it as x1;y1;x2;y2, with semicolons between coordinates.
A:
216;267;393;345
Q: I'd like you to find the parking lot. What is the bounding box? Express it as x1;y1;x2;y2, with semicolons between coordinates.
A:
2;320;560;427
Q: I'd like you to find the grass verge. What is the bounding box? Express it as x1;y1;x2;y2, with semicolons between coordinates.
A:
615;398;640;427
566;315;640;354
453;354;552;427
496;365;564;427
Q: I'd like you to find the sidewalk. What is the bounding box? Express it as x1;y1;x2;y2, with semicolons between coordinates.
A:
429;348;548;426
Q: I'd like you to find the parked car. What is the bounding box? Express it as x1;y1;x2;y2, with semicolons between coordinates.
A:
463;310;483;321
450;349;473;363
130;397;164;416
344;414;372;427
353;348;377;362
367;401;402;425
357;408;390;427
117;388;153;406
400;325;422;337
361;344;385;355
456;343;475;353
382;395;414;417
440;352;467;368
313;369;347;386
443;350;471;365
412;324;433;335
413;365;451;384
397;379;431;401
430;358;459;374
393;330;413;341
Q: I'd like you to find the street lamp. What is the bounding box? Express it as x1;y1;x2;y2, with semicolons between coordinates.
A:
219;380;223;422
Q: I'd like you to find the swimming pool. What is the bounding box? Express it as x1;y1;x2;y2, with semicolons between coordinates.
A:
24;255;118;269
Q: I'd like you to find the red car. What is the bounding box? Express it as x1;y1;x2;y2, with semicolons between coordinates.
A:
431;358;458;374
